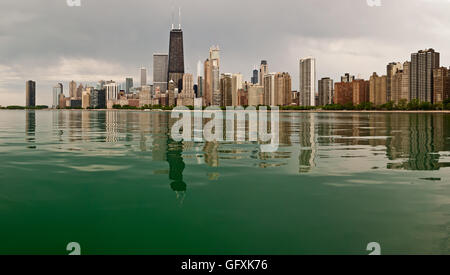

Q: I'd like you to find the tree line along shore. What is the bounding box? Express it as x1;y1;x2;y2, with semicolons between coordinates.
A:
2;99;450;111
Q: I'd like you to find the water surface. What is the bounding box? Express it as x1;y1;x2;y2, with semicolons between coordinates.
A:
0;110;449;255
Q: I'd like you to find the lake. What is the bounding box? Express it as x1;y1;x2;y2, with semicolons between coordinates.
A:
0;110;449;255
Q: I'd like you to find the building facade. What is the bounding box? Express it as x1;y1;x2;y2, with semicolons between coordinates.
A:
91;89;106;109
69;80;77;99
391;61;411;104
52;83;63;108
352;79;370;105
248;85;264;106
410;48;440;103
299;58;316;107
167;27;185;90
204;46;220;106
231;73;243;106
220;73;233;107
125;78;133;94
178;73;195;106
259;60;268;86
105;82;119;106
318;77;333;106
369;73;388;105
251;69;259;85
387;62;403;102
264;72;292;106
153;53;168;94
433;67;450;103
140;67;147;87
334;81;353;105
26;80;36;107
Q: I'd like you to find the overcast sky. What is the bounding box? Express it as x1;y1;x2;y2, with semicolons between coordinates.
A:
1;0;450;106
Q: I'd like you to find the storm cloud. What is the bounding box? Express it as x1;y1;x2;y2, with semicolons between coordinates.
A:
1;0;450;105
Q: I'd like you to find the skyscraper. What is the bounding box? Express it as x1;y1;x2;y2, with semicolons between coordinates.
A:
387;62;403;102
251;68;259;84
259;60;268;86
369;73;387;105
231;73;243;106
204;46;220;106
82;87;92;109
168;80;176;107
410;49;440;103
264;73;275;105
69;80;77;99
125;78;134;94
140;67;147;87
197;76;203;98
204;59;212;106
275;72;292;106
263;72;292;106
334;82;353;105
76;84;83;99
391;61;410;104
52;83;63;108
167;22;185;90
248;85;264;106
220;74;233;107
105;82;119;102
299;58;316;107
318;77;333;106
153;54;169;93
178;73;195;106
91;89;106;109
352;79;370;105
433;67;450;103
26;80;36;107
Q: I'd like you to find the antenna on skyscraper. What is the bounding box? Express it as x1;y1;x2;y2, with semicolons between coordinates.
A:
171;2;175;30
178;7;182;29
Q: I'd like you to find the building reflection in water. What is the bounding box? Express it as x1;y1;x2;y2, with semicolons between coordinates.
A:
386;113;450;170
25;110;36;149
316;112;450;171
106;111;120;143
298;113;317;173
46;110;450;199
148;112;187;202
167;138;187;203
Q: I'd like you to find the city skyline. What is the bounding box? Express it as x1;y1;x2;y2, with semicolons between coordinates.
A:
2;0;450;106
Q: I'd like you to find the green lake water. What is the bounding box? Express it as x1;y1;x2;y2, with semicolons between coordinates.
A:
0;110;449;255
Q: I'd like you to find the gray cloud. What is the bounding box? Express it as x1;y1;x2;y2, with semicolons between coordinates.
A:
1;0;450;105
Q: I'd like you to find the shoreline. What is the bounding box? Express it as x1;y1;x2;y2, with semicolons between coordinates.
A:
2;108;450;113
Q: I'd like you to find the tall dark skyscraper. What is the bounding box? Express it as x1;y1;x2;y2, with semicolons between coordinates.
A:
410;49;440;103
26;80;36;107
167;20;185;91
251;69;259;84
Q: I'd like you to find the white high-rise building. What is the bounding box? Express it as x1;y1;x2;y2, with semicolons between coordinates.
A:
105;82;119;101
52;83;63;108
299;57;316;106
140;67;147;87
231;73;243;106
197;60;203;79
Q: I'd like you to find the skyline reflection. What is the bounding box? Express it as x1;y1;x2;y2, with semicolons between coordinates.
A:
44;110;450;181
